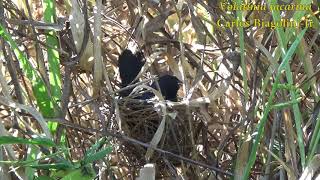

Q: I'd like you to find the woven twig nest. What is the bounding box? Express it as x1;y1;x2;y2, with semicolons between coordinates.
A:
118;98;202;170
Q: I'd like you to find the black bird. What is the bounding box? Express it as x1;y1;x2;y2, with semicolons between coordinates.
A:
136;75;181;101
118;49;144;97
151;75;180;101
118;49;180;101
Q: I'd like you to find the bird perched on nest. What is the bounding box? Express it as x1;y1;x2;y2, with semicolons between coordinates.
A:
118;49;190;169
118;49;180;101
150;75;180;101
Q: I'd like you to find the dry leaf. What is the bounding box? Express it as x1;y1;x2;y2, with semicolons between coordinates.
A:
137;164;155;180
300;154;320;180
187;0;207;44
0;96;51;139
234;137;250;180
69;0;94;72
143;10;173;37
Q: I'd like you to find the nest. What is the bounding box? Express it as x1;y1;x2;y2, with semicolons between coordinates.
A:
117;98;202;173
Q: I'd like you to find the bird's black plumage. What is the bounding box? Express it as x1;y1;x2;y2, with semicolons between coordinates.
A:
151;75;180;101
118;49;144;97
137;75;180;101
118;49;180;101
118;49;144;86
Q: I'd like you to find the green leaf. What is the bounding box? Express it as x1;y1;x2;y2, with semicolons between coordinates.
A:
43;0;62;133
0;136;55;147
35;176;55;180
0;24;55;118
83;146;112;164
28;162;73;170
242;28;307;179
26;145;40;180
61;167;95;180
85;137;107;157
